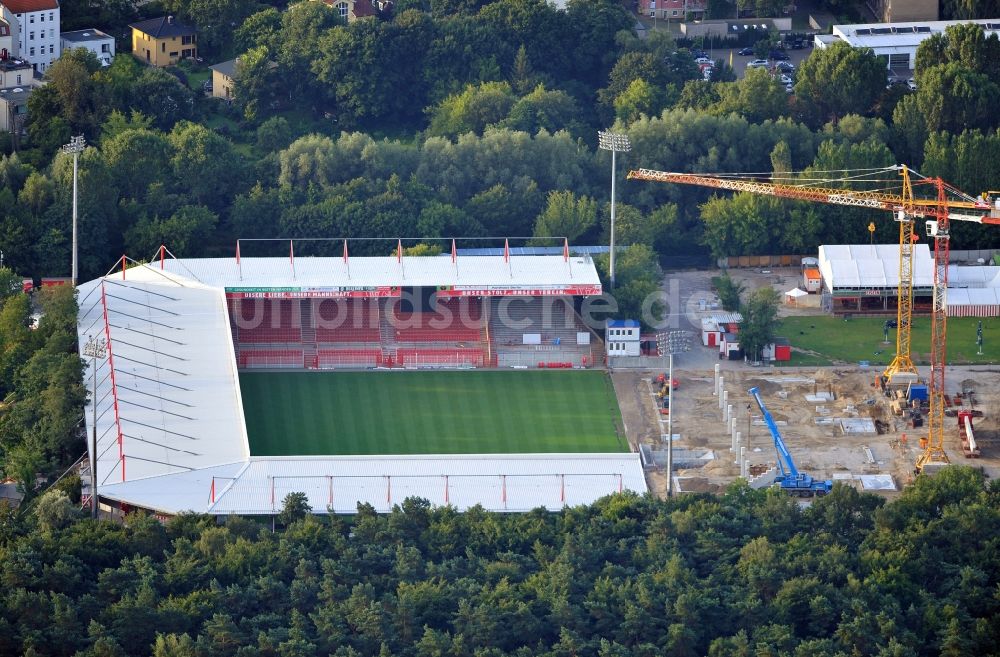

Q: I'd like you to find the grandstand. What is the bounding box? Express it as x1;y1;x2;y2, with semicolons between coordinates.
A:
75;243;647;516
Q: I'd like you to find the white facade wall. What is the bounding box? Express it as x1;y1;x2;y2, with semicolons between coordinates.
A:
14;6;59;72
61;31;114;66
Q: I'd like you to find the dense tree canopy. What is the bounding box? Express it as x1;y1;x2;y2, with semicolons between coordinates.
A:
3;0;1000;281
0;469;999;656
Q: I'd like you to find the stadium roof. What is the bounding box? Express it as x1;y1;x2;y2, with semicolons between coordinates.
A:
818;244;933;290
159;255;601;296
75;256;644;516
98;454;647;515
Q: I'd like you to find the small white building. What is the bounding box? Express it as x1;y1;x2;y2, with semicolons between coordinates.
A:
701;312;742;347
606;319;640;357
1;0;61;73
61;28;113;66
815;19;1000;73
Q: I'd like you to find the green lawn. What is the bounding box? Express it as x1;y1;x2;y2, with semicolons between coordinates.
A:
778;316;1000;366
240;370;626;456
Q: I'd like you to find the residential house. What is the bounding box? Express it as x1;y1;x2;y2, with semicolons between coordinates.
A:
209;57;235;99
638;0;707;21
0;52;31;86
61;28;114;66
0;0;60;73
129;15;196;67
314;0;392;22
0;85;30;139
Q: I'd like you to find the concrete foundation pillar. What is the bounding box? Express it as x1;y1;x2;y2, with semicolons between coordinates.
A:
740;447;747;476
727;403;733;424
714;364;720;396
719;378;725;408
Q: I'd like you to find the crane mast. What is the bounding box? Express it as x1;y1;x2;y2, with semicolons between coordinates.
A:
627;165;1000;474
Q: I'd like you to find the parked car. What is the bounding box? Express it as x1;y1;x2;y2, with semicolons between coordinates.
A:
694;56;712;65
747;59;770;69
738;47;754;56
692;49;709;59
785;82;794;93
907;78;917;91
779;74;793;85
776;61;795;73
769;50;790;61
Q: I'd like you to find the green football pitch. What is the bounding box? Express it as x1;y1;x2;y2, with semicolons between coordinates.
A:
239;370;627;456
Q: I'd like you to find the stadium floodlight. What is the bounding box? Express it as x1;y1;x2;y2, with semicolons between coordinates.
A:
597;131;631;290
62;135;86;287
657;330;693;355
83;335;107;519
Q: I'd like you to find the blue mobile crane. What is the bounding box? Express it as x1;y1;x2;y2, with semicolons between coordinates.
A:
749;386;833;497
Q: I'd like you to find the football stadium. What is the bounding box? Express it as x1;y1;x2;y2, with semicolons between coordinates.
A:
75;240;647;515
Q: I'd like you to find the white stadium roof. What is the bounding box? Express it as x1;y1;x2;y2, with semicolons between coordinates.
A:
76;257;643;515
160;254;601;294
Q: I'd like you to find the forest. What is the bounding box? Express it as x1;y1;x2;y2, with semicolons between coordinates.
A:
3;1;1000;287
0;467;997;656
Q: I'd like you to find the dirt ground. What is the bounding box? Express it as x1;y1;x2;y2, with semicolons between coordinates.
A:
612;363;1000;499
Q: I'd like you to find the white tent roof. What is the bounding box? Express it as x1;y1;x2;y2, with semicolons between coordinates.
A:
947;265;1000;288
785;287;808;298
948;288;1000;306
818;244;934;289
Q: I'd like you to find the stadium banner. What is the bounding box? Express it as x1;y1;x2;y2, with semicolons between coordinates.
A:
436;284;602;297
225;286;401;299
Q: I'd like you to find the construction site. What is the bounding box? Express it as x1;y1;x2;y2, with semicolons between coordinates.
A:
617;164;1000;497
614;364;1000;497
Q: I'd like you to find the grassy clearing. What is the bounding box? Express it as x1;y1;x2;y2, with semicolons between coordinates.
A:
240;370;626;456
777;315;1000;366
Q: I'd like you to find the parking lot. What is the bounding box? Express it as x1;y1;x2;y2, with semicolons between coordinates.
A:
703;43;815;80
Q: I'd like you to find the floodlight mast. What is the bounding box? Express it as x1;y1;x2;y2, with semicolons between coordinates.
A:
597;131;631;289
62;135;86;287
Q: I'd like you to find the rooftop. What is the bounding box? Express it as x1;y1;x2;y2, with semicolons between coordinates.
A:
2;0;58;13
129;15;196;38
0;86;32;103
832;18;1000;49
0;56;31;71
156;253;602;295
61;28;113;42
210;58;237;78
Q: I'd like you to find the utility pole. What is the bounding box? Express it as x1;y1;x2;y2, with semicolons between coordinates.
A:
62;135;86;287
597;131;630;289
83;335;107;519
666;352;674;496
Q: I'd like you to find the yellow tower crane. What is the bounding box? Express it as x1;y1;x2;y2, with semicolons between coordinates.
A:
627;165;1000;473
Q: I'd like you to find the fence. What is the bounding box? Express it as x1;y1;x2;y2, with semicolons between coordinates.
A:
716;254;810;268
607;355;671;370
496;349;595;369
